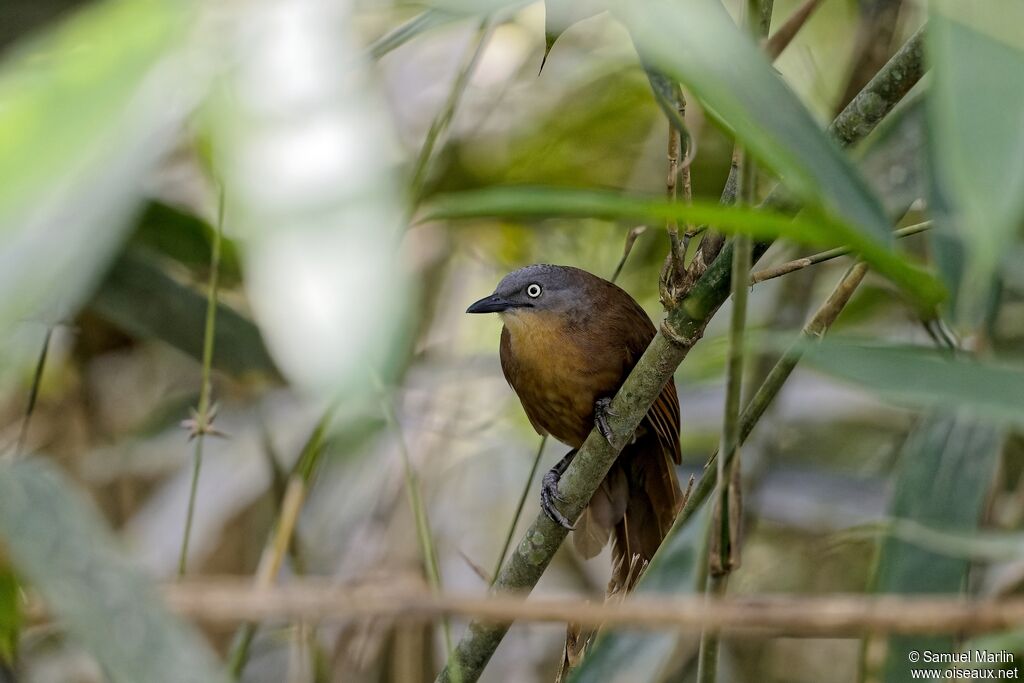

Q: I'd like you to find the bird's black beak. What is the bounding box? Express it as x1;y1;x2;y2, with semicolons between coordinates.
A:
466;293;512;314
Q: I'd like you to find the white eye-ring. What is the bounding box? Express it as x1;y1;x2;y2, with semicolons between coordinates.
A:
526;283;542;298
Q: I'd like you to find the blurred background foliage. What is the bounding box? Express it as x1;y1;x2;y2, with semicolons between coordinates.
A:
0;0;1022;681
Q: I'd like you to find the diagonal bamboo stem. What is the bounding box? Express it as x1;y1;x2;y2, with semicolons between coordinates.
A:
750;221;931;284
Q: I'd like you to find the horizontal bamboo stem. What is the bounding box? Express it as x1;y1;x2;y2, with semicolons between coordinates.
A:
53;580;1024;637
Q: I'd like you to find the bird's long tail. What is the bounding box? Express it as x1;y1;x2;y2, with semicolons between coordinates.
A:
573;432;682;594
561;434;681;679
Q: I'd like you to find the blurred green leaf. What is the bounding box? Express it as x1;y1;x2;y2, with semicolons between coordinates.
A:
424;186;941;300
367;8;458;60
856;94;927;218
927;1;1024;325
0;0;198;367
485;69;660;190
0;459;230;683
542;0;605;70
860;518;1024;563
962;630;1024;671
615;0;939;305
568;505;710;683
869;413;1002;682
212;0;412;400
89;250;278;377
799;340;1024;428
130;201;243;285
0;565;17;667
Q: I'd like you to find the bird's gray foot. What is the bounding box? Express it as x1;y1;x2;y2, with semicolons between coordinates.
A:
594;397;616;442
541;449;576;530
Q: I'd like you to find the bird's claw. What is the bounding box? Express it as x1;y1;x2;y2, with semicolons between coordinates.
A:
541;468;574;529
594;397;616;443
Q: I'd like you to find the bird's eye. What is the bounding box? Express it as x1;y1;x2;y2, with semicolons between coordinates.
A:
526;283;542;298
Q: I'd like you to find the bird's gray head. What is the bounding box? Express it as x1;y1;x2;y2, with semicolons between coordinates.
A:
466;264;595;317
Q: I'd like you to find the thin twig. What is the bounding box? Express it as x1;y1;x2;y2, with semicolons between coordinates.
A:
11;326;53;459
610;226;648;285
146;580;1024;636
409;17;494;205
177;185;225;578
763;0;824;60
490;435;547;585
666;118;683;259
750;221;932;284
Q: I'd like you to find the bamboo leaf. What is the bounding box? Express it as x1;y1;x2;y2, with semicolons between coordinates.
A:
367;9;457;60
89;250;278;377
869;414;1003;682
423;186;941;301
798;340;1024;429
927;1;1024;325
0;566;17;668
0;459;230;683
876;519;1024;563
0;0;198;367
130;201;243;285
543;0;605;70
614;0;938;305
212;0;412;400
856;94;927;218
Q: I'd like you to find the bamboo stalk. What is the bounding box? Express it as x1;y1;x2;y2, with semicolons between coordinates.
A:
696;3;761;676
132;580;1024;636
177;186;225;577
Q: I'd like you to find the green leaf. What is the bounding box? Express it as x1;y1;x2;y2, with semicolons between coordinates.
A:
927;1;1024;325
0;459;230;683
869;414;1003;682
799;340;1024;429
89;250;278;377
0;566;18;667
130;201;243;285
0;0;196;366
615;0;939;305
542;0;605;70
855;94;927;219
568;505;710;683
423;186;941;300
860;518;1024;563
367;9;458;60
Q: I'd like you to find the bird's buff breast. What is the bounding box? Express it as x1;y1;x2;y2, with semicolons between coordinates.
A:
501;312;620;447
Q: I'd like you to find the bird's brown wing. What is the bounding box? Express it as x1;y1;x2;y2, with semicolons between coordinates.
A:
602;286;683;591
646;379;682;465
610;286;682;466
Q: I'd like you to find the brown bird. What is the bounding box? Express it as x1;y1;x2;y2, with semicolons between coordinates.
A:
467;264;682;590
